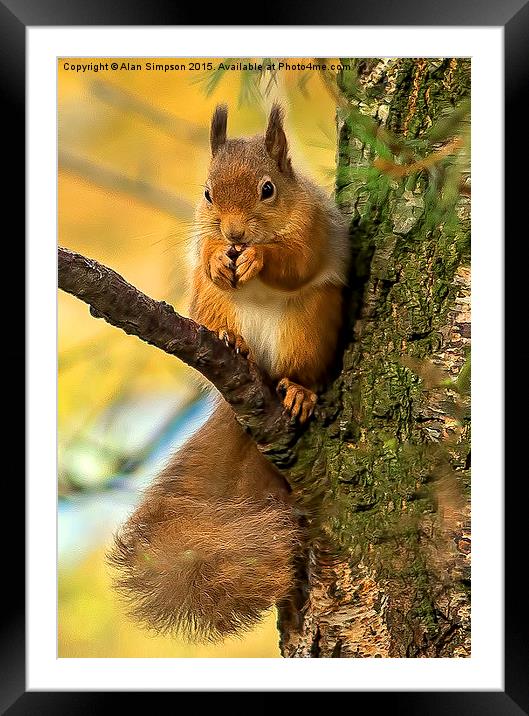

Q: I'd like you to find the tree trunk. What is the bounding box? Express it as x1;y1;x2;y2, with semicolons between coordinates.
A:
278;58;471;658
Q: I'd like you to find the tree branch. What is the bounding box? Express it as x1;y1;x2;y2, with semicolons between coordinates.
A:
58;247;300;468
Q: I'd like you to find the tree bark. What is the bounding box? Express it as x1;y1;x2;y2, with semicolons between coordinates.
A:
278;58;471;657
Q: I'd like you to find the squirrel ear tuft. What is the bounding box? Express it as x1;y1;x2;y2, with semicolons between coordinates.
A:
210;104;228;156
265;103;292;175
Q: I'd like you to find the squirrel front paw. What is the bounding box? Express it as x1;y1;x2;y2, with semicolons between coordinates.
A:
235;246;264;286
207;249;236;290
277;378;317;424
218;328;251;357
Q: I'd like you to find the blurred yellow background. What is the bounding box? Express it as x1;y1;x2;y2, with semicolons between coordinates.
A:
58;58;337;657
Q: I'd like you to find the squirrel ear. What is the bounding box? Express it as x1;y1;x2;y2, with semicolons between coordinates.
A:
210;104;228;156
265;103;292;175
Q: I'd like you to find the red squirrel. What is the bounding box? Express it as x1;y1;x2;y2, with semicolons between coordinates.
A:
109;104;349;642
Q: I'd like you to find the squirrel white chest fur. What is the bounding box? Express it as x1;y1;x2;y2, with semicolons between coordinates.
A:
231;278;288;376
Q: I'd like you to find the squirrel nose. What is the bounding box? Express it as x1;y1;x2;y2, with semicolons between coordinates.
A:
225;229;246;243
221;218;246;243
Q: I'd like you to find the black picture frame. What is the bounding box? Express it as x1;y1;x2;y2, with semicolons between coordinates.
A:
5;0;517;711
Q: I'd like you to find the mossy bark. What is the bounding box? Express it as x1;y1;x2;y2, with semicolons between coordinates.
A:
278;59;471;658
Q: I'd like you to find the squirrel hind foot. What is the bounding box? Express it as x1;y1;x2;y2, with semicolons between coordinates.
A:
107;494;299;642
277;378;317;424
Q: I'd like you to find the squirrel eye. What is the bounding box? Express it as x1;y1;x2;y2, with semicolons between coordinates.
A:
260;181;275;200
204;188;212;203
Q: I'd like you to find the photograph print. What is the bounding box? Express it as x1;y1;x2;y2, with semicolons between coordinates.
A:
58;57;471;658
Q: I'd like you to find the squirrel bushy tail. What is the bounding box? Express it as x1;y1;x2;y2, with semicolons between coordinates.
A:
108;401;299;642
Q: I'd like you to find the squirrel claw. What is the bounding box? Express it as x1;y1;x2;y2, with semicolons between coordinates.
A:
218;329;250;357
277;378;317;424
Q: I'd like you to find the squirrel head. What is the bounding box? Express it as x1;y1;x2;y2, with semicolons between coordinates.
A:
197;103;302;246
